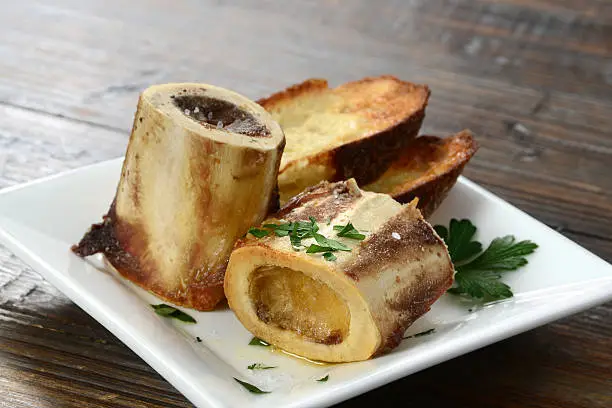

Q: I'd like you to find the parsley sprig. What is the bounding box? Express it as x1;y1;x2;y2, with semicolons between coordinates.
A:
247;218;365;261
435;219;538;301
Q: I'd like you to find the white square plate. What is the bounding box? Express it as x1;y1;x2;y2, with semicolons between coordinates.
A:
1;158;611;408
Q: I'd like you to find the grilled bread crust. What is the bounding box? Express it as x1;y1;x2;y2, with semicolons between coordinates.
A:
364;130;478;217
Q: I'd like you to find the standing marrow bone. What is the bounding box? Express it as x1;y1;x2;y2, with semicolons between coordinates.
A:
73;83;285;310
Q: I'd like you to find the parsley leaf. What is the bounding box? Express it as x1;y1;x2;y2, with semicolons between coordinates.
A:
233;378;270;394
333;223;366;240
151;304;196;323
317;375;329;382
247;363;277;370
434;219;482;264
248;337;270;346
449;270;513;299
465;235;539;272
323;252;337;261
435;219;538;302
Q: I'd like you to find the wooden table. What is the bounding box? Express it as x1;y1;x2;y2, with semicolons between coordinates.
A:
1;1;611;407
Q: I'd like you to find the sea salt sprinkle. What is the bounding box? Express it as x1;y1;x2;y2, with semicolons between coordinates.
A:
217;120;224;129
208;112;213;120
392;232;401;240
184;109;190;115
193;106;200;113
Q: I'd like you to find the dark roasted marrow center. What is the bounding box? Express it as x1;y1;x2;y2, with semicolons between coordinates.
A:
172;94;270;137
249;266;350;345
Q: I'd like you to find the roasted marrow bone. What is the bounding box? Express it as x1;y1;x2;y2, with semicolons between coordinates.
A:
258;76;430;203
72;83;285;310
364;130;478;217
224;180;454;362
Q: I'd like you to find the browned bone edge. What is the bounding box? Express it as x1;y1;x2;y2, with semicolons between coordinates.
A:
71;201;229;310
365;130;478;218
258;76;431;186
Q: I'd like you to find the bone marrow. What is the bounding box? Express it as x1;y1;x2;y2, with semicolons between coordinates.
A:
224;179;454;362
173;94;270;137
72;83;285;310
250;265;350;345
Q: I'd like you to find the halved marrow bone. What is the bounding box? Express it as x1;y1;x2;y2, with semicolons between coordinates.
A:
224;179;454;362
73;83;285;310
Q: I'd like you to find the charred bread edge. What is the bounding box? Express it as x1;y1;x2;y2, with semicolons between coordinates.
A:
390;131;478;218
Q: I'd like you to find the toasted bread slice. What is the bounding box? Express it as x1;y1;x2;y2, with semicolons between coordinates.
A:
363;130;478;218
258;76;430;202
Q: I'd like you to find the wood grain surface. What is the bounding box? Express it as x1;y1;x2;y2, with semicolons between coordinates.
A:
1;0;611;407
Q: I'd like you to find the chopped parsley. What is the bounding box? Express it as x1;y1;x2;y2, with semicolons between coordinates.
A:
315;232;351;250
316;375;329;382
248;337;270;347
248;227;269;238
249;217;364;261
247;363;277;370
323;252;337;261
233;378;270;394
435;219;538;302
264;217;318;238
151;304;196;323
289;223;304;250
333;222;366;240
403;328;435;339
